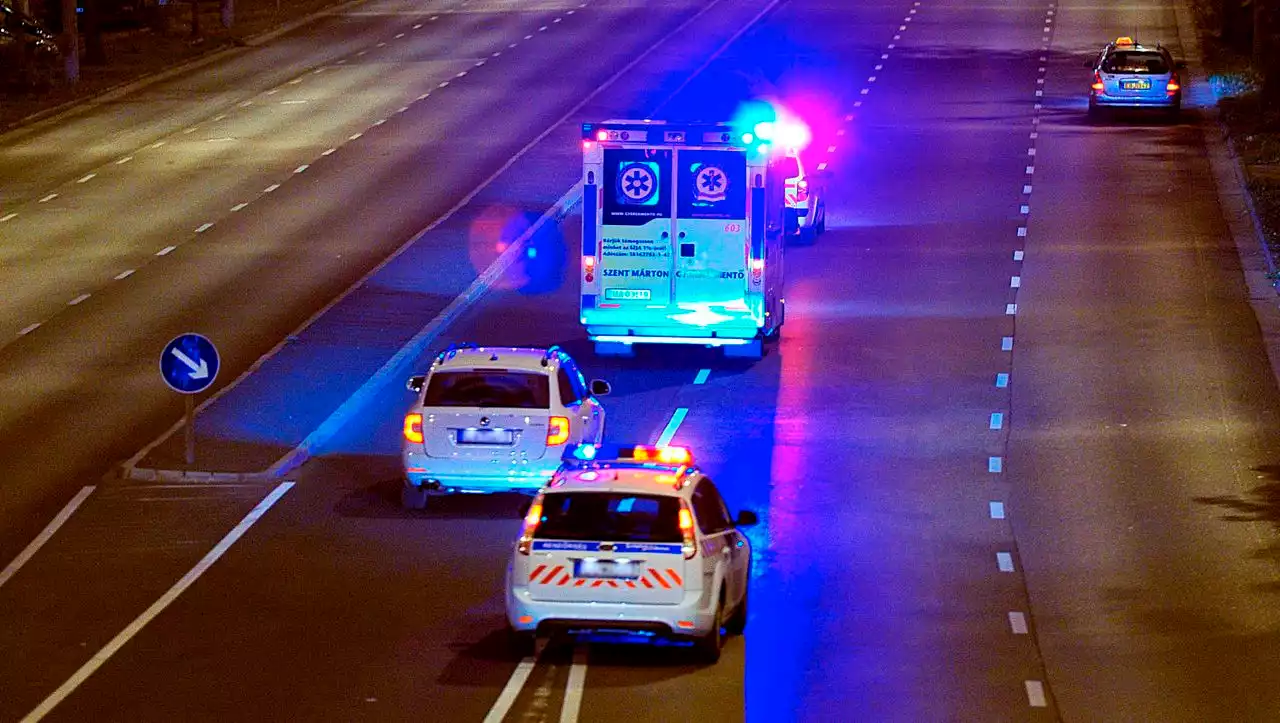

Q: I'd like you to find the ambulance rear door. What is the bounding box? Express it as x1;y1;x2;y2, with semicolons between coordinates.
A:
594;147;674;310
671;148;752;319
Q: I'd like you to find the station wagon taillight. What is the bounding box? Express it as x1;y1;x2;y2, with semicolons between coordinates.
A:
546;416;570;446
403;413;424;444
1166;72;1180;94
1091;71;1104;92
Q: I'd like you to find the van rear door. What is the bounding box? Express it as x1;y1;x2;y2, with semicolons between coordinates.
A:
597;147;674;308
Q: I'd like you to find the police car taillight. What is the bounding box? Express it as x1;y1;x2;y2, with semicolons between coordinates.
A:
403;413;424;444
518;495;544;555
1091;71;1104;92
678;504;697;559
546;416;571;446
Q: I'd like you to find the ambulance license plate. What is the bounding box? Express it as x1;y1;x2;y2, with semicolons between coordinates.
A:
605;288;651;301
575;559;641;579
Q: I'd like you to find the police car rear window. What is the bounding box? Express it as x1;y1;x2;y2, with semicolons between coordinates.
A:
423;370;550;409
534;492;683;543
1103;51;1169;74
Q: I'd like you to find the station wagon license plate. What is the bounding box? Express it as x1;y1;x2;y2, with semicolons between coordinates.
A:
575;558;641;579
456;428;514;445
1121;79;1151;90
605;288;652;301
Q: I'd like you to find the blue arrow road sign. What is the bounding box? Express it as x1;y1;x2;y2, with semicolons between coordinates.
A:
160;333;220;394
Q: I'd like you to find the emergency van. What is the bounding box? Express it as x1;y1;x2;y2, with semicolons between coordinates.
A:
579;121;789;359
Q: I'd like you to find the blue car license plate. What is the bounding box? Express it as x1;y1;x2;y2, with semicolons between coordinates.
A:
456;428;514;445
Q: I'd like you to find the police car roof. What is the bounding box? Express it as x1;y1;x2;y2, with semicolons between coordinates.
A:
547;464;700;497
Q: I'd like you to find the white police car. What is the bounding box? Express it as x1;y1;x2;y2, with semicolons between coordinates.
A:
401;345;610;510
505;444;757;662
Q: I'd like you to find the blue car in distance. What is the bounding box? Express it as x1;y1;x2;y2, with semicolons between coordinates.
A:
1088;37;1184;120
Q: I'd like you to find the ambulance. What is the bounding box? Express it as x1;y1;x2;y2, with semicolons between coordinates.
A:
579;120;789;359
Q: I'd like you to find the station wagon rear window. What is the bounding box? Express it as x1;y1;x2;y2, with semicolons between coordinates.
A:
1103;51;1169;74
423;370;550;409
534;492;683;543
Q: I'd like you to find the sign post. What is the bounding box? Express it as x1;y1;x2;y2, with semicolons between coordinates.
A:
160;333;220;467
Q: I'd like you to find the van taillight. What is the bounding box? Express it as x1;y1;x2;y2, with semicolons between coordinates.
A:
679;504;696;559
518;495;544;555
1091;71;1104;92
403;413;424;443
546;416;570;446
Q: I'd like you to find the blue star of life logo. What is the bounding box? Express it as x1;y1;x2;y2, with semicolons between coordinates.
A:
694;165;727;202
617;162;658;205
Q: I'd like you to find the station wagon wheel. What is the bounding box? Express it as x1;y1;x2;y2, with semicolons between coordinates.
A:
401;480;429;510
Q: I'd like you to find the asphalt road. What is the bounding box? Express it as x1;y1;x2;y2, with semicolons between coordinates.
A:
2;0;1278;721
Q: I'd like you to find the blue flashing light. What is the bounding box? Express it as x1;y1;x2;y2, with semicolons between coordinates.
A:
753;121;775;141
741;132;755;144
756;142;771;155
573;444;598;460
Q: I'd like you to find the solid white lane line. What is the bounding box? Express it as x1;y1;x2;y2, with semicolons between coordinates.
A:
39;193;57;203
19;323;40;336
115;269;135;280
990;502;1005;519
0;486;95;589
195;222;214;233
1026;680;1047;707
1013;250;1024;261
656;408;689;447
481;656;539;723
231;203;249;212
989;457;1003;473
1;212;16;222
694;368;711;384
1009;611;1028;634
68;294;90;306
20;482;293;723
989;413;1003;430
995;373;1009;388
115;156;133;165
1001;336;1014;351
157;245;176;256
559;646;588;723
996;552;1015;572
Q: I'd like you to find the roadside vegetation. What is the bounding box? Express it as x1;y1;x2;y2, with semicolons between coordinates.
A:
1190;0;1280;266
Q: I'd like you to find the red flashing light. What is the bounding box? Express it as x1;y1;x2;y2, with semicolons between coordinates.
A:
583;256;595;282
678;503;697;559
583;140;593;150
596;129;608;141
518;494;544;555
631;445;692;465
403;413;424;443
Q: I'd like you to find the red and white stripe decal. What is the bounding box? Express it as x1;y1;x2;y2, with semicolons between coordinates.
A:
529;564;547;582
539;565;564;585
665;568;684;586
648;568;671;589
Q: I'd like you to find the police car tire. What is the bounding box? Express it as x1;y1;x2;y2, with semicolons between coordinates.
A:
725;588;748;635
401;481;429;510
694;596;725;663
816;205;826;235
507;628;535;657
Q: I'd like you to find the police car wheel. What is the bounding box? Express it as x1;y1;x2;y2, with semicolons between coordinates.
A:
816;204;826;235
401;481;429;510
725;588;748;635
507;628;535;657
693;595;725;663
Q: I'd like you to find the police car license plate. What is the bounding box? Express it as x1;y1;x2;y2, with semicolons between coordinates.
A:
575;559;641;579
1121;79;1151;90
456;428;514;445
605;288;651;301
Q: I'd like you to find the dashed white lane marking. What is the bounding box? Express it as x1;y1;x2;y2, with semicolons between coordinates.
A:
1010;276;1021;288
456;70;468;78
322;148;337;156
239;100;253;108
115;156;133;165
231;202;248;212
1020;204;1030;214
553;17;562;23
1009;611;1028;634
280;100;308;105
68;294;90;306
656;408;689;447
1026;680;1048;707
19;323;40;336
294;164;310;174
525;34;533;39
20;482;294;723
1001;336;1014;351
989;456;1003;473
38;193;57;203
1026;148;1035;157
509;42;518;48
0;486;95;590
827;145;837;152
1014;250;1024;261
1022;184;1032;194
990;502;1006;519
694;368;711;384
1;212;16;222
1017;227;1027;237
114;269;135;280
560;645;588;723
996;373;1009;388
288;78;303;85
349;132;363;140
149;141;165;148
481;654;541;723
1025;165;1035;175
439;80;451;88
195;222;214;233
264;183;281;193
996;552;1015;572
395;32;405;38
412;22;422;28
1005;303;1017;315
157;246;176;256
817;162;827;171
372;119;386;126
182;126;197;134
990;413;1004;430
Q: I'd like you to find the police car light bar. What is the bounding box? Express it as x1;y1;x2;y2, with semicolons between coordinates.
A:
564;443;694;466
